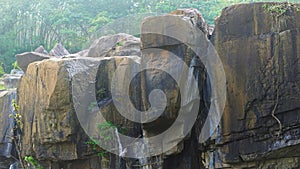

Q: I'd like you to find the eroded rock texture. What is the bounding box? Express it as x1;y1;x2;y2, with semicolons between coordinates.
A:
8;2;300;169
0;90;17;169
49;43;70;57
16;52;50;72
18;57;141;168
86;33;141;58
210;2;300;169
17;9;209;169
139;8;209;169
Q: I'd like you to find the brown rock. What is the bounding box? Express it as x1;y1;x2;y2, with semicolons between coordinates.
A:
139;10;209;169
18;56;141;168
87;33;141;58
170;8;209;36
211;2;300;168
16;52;50;72
49;43;70;57
0;90;17;168
18;58;79;161
34;45;49;55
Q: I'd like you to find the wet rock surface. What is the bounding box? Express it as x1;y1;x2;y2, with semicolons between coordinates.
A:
1;2;300;169
139;8;209;169
210;2;300;169
0;90;17;169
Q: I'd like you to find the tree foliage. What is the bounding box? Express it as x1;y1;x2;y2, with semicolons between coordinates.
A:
0;0;299;72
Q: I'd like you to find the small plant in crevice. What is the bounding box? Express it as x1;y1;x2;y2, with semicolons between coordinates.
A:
12;61;22;70
24;156;43;169
85;121;128;157
10;100;23;130
85;138;107;157
262;2;299;18
9;99;26;169
116;41;124;47
88;102;98;111
96;88;107;100
0;84;5;90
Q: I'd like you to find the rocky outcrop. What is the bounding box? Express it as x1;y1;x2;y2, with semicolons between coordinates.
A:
16;9;211;169
86;33;141;57
3;69;23;89
5;2;300;169
139;8;210;169
34;45;48;55
18;56;144;168
210;2;300;169
0;90;17;169
16;52;50;72
49;43;70;57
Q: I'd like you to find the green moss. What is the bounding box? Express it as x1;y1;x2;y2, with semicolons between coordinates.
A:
24;156;43;169
263;2;299;18
85;121;128;157
0;84;5;90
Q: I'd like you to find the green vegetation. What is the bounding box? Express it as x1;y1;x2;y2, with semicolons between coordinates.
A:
96;88;107;100
85;121;127;157
0;84;5;90
9;100;26;169
10;100;23;130
263;2;300;17
12;61;22;70
0;64;5;77
0;0;300;73
24;156;43;169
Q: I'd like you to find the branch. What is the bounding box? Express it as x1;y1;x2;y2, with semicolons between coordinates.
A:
271;83;282;137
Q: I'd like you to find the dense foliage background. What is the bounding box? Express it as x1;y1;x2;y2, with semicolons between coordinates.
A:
0;0;299;74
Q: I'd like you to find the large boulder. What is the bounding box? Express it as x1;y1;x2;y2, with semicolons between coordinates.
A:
16;52;50;72
138;8;211;169
86;33;141;58
211;2;300;168
18;56;141;168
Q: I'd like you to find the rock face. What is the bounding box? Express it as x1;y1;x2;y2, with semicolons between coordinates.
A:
210;2;300;169
86;33;141;57
6;3;300;169
16;52;50;72
17;9;210;169
49;43;70;57
0;90;17;169
34;45;49;55
18;56;143;168
2;69;23;89
139;8;210;169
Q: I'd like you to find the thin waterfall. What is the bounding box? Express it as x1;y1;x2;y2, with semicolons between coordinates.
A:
114;128;123;169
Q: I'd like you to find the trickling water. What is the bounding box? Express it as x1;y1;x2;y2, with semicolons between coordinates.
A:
115;128;123;156
114;128;123;169
182;58;201;105
138;136;152;169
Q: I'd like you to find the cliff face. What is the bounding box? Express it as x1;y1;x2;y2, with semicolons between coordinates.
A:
211;2;300;168
1;2;300;169
0;90;17;169
16;8;210;169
